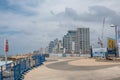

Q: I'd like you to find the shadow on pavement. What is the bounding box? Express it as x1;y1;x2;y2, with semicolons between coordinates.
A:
46;60;120;71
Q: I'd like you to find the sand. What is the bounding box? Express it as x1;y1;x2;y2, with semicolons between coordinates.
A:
24;57;120;80
68;58;120;66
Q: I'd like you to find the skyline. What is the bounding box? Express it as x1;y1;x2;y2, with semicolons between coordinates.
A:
0;0;119;55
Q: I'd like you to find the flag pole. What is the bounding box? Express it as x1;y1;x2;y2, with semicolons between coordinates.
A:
5;52;7;65
4;39;8;65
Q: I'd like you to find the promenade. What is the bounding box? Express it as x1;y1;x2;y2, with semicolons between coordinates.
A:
24;57;120;80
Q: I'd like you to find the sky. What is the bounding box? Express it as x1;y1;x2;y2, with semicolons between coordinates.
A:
0;0;120;55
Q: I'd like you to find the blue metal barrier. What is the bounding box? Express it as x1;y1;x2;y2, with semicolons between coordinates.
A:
36;55;40;66
41;54;45;62
39;55;42;65
0;72;1;80
20;59;26;74
106;51;116;58
26;58;30;71
14;63;21;80
32;54;45;66
0;67;2;80
0;54;46;80
92;52;106;58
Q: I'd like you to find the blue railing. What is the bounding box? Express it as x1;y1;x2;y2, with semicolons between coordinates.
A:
0;54;46;80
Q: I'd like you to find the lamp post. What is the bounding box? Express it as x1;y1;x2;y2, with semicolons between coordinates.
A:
110;24;119;57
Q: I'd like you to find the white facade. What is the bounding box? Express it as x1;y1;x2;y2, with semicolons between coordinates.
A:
63;30;76;53
75;28;90;54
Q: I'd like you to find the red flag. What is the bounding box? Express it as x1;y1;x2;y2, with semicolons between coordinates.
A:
4;39;9;53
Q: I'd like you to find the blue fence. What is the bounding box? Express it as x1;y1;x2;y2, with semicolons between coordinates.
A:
14;64;21;80
0;68;2;80
0;54;46;80
91;52;106;58
106;51;116;57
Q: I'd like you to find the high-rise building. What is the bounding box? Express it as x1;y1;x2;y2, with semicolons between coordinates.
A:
52;38;59;53
48;41;54;53
63;30;76;53
49;28;90;54
75;28;90;54
53;38;58;47
48;38;63;54
58;40;63;53
63;28;90;54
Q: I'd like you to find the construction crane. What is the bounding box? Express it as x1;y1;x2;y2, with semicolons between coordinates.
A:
98;17;105;48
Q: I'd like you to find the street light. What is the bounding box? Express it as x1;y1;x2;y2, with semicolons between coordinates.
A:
110;24;118;57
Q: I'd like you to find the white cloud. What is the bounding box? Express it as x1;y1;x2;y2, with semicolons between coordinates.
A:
0;0;119;55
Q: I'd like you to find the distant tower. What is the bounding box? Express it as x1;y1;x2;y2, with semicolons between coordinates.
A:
57;40;63;53
75;28;90;54
48;41;54;53
63;30;76;54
